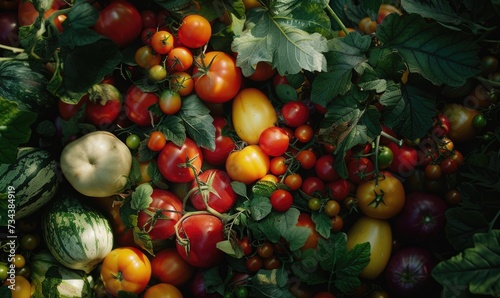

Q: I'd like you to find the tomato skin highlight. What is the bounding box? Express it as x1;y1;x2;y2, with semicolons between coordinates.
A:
189;169;237;213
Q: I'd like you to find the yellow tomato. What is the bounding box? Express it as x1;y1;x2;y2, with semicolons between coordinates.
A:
346;216;392;279
232;88;278;145
356;175;405;219
226;145;270;184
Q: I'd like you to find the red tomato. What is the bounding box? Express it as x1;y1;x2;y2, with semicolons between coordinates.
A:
296;150;317;170
125;85;159;126
201;116;236;166
281;101;310;128
151;248;195;287
192;51;242;103
301;176;326;196
270;189;293;212
247;61;276;81
176;214;225;268
147;131;167;152
270;156;288;176
189;169;237;213
140;10;157;28
284;173;303;191
347;157;375;184
137;189;183;240
296;213;320;251
258;126;290;157
226;145;270;184
85;84;122;127
18;0;60;26
170;71;194;96
326;179;351;201
94;0;142;48
315;154;340;182
151;30;174;55
386;142;418;177
177;14;211;49
58;96;89;121
167;46;194;72
158;138;203;183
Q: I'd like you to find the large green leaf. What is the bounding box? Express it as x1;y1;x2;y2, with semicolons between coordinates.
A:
177;95;215;150
432;230;500;297
374;13;481;87
59;0;101;48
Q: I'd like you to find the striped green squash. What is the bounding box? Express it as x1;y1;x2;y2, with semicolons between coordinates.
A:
42;190;114;274
0;147;59;219
31;251;94;298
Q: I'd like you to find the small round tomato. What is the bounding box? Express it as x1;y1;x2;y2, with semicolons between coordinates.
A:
8;275;31;298
151;248;195;287
226;145;270;184
151;30;174;54
294;124;314;143
125;85;160;126
284;173;303;191
263;256;281;270
167;46;194;72
170;71;194;96
356;175;405;219
135;45;162;69
330;215;344;231
201;116;236;166
100;247;152;296
143;283;183;298
126;134;141;150
424;164;442;180
20;233;40;250
245;255;263;272
440;157;458;174
315;155;339;182
259;126;290;157
308;197;322;211
281;101;310;128
247;61;276;81
442;103;480;142
358;16;377;34
58;96;89;121
386;143;418;177
159;90;182;115
347;157;375;184
256;241;274;258
238;236;253;256
472;114;487;128
141;27;156;45
295;150;317;170
149;64;168;81
301;176;325;196
270;156;288;176
296;213;320;251
147;131;167;152
158;138;203;183
375;145;394;169
326;179;351;201
177;14;211;49
324;199;340;217
189;169;237;213
270;189;293;212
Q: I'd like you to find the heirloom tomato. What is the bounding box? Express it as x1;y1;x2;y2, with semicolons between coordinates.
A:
137;189;183;240
151;248;195;286
85;84;123;127
346;216;392;279
177;14;211;49
442;103;480;142
201;116;236;166
94;0;142;48
100;247;152;296
190;169;237;213
158;138;203;183
232;88;278;144
193;51;242;103
176;214;225;268
125;85;159;126
226;145;270;184
356;175;405;219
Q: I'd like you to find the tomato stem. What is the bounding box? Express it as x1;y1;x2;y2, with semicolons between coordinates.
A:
323;0;349;36
0;44;25;54
380;131;404;147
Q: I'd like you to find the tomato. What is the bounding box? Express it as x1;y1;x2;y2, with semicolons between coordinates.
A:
143;283;183;298
238;236;253;256
12;254;25;269
472;113;487;128
358;16;377;34
242;0;262;10
263;256;281;270
151;30;174;54
295;150;317;170
201;116;236;166
326;179;351;201
377;4;402;24
356;175;405;219
149;64;168;81
347;157;375;184
281;101;310;128
58;95;89;121
370;290;390;298
126;134;140;150
159;90;182;115
176;214;225;268
294;124;314;143
193;51;242;103
17;0;59;26
170;71;194;96
308;197;321;211
259;126;290;157
232;88;278;144
324;200;340;217
135;45;162;69
256;241;274;258
0;11;18;48
140;10;156;28
85;84;123;127
480;55;498;75
245;255;263;272
94;0;142;48
296;213;320;251
270;156;288;176
247;61;276;81
147;131;167;152
100;247;152;296
313;292;336;298
7;275;31;298
374;145;393;169
386;142;418;177
270;189;294;212
424;164;442;180
167;46;194;72
20;233;39;250
0;263;7;281
226;145;270;184
158;138;203;183
190;169;237;213
125;85;160;126
440;157;458;174
151;248;195;286
284;173;303;191
445;189;461;206
442;103;480;142
137;189;183;240
177;14;212;49
314;154;339;182
301;176;325;196
346;216;392;279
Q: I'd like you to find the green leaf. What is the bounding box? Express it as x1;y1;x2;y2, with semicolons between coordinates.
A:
248;196;272;221
374;13;481;87
131;184;154;211
335;241;371;293
232;5;328;77
283;225;309;251
178;95;215;150
370;51;408;82
357;65;387;93
133;226;154;256
0;193;8;226
252;180;278;197
251;269;294;298
59;0;101;48
275;84;298;103
310;32;371;107
379;83;436;140
231;181;247;197
445;206;489;251
157;116;186;147
311;212;332;239
432;230;500;297
0;97;37;164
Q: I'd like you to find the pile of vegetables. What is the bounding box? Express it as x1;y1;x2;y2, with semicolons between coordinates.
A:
1;0;499;297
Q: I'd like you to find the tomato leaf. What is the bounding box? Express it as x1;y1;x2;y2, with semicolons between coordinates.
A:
130;184;154;211
432;230;500;297
157;116;186;147
232;1;329;77
311;212;332;239
231;181;247;197
178;95;215;150
251;269;293;298
310;32;371;107
374;13;481;87
248;196;272;221
357;65;387;93
0;97;37;164
371;51;408;82
59;0;101;47
445;206;489;252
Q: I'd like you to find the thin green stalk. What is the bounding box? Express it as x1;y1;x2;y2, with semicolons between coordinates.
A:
324;0;349;36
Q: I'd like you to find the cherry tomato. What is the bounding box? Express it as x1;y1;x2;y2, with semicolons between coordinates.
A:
158;138;203;183
247;61;276;81
270;156;288;176
159;90;182;115
296;213;320;251
238;236;253;256
270;189;293;212
301;176;326;196
135;45;161;69
256;241;274;258
201;116;236;166
170;71;194;96
167;46;194;72
0;263;7;281
375;145;394;169
125;85;159;126
440;157;458;174
472;114;487;128
226;145;270;184
245;255;263;272
263;256;281;270
281;101;310;128
151;248;195;287
386;142;418;177
424;164;442;180
295;150;317;170
143;283;183;298
326;179;351;201
151;30;174;54
315;155;340;182
259;126;290;157
330;215;344;232
147;131;167;152
356;175;405;219
126;134;141;150
177;14;212;49
141;27;156;45
149;65;168;81
284;173;303;191
294;124;314;143
58;96;88;121
324;199;340;217
347;157;375;184
12;254;25;269
358;16;377;34
8;275;31;298
308;197;322;211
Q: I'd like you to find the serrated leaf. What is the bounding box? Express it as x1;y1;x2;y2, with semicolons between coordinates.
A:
310;32;371;107
375;13;481;87
232;7;328;77
178;95;215;150
432;230;500;297
157;116;186;147
252;269;293;298
249;196;272;221
231;181;247;197
133;227;154;256
311;212;332;239
283;225;310;251
59;1;101;48
370;51;408;82
357;65;387;93
131;184;154;211
335;242;371;293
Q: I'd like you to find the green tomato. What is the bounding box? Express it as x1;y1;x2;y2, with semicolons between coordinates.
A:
308;197;321;211
376;145;394;169
126;134;141;150
472;114;487;128
235;286;249;298
0;263;8;281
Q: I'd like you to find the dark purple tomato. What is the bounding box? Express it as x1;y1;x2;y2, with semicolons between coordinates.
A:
188;269;223;298
0;12;19;47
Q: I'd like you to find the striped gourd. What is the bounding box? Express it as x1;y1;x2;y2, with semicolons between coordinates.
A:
0;147;59;219
42;190;114;274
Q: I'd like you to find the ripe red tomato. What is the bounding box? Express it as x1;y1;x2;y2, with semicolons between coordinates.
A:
176;214;225;268
284;173;303;191
140;9;156;28
295;150;317;170
170;71;194;96
151;30;174;54
326;179;351;201
137;189;183;240
301;176;325;196
177;14;212;49
270;189;294;212
258;126;290;157
294;124;314;143
189;169;237;213
167;46;194;72
347;157;375;184
58;96;89;121
281;101;310;128
201;116;236;166
147;131;167;152
247;61;276;81
226;145;270;184
192;51;242;103
94;0;142;48
386;142;418;177
125;85;159;126
315;154;340;182
151;248;195;287
296;213;320;251
158;138;203;183
85;85;122;127
18;0;60;26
